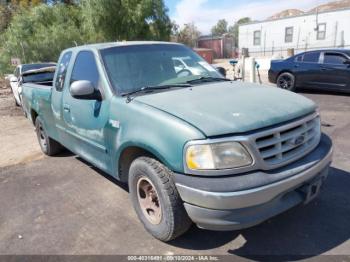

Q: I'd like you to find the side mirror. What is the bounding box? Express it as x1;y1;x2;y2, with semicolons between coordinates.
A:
70;80;101;100
216;67;227;77
343;59;350;65
10;76;18;83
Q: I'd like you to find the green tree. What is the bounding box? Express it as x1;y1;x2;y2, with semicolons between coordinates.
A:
0;0;173;75
81;0;172;42
228;17;252;46
0;0;70;34
10;0;42;8
0;4;84;74
0;4;13;33
175;22;200;48
211;19;228;36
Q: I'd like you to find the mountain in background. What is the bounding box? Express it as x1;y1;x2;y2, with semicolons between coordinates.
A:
268;0;350;20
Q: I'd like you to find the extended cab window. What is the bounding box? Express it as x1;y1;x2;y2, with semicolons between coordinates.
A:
303;52;320;63
70;51;99;89
55;51;72;91
324;53;348;65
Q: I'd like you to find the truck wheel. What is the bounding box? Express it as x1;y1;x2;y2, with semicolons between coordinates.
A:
35;117;63;156
277;72;296;91
129;157;192;241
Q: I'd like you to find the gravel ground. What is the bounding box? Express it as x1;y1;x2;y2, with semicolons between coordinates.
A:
0;80;44;168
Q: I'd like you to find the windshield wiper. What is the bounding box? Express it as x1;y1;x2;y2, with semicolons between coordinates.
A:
186;77;231;84
121;84;192;102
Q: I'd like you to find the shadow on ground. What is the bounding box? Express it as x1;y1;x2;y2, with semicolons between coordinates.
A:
54;150;129;191
298;88;350;97
54;150;350;259
167;167;350;260
75;155;129;192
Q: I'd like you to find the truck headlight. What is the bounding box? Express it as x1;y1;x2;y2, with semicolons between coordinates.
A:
185;142;253;170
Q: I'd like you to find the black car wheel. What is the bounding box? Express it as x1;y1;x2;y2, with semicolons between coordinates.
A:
277;72;296;91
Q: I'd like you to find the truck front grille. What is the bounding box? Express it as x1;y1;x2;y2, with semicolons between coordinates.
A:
253;113;321;168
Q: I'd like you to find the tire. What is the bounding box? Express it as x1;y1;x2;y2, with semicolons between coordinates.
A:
129;157;192;241
35;117;63;156
277;72;296;91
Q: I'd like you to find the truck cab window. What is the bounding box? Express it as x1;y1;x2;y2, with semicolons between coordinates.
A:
55;51;72;91
70;51;100;89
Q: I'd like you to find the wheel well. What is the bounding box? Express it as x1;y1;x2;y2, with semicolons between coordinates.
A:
118;146;159;183
30;110;38;126
277;70;297;83
277;70;294;78
279;70;297;85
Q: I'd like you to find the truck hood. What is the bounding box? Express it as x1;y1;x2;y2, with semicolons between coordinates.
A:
134;82;316;137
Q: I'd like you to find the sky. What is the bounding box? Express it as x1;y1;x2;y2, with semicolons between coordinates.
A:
164;0;332;34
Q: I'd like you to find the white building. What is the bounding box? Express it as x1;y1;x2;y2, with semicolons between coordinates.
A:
239;8;350;57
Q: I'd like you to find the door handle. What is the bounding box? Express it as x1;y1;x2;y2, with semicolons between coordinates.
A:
63;104;70;112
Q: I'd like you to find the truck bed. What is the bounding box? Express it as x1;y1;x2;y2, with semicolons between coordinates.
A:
21;82;59;141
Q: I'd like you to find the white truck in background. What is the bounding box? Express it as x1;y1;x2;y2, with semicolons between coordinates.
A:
7;63;56;106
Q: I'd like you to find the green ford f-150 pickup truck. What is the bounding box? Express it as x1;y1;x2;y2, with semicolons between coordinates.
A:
22;42;333;241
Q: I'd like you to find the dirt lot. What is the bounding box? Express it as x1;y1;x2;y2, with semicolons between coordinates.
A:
0;79;350;258
0;81;44;168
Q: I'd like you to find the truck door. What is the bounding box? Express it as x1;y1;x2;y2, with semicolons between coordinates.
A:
51;51;73;140
319;51;350;91
61;50;110;171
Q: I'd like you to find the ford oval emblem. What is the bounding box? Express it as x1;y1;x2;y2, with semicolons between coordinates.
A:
293;135;305;146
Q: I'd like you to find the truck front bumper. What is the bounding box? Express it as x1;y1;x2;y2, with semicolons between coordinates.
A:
173;134;333;231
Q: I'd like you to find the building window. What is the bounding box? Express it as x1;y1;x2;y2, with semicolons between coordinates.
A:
317;23;326;40
253;30;261;46
285;27;293;43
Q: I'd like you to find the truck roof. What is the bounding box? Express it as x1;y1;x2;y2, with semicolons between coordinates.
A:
64;41;184;52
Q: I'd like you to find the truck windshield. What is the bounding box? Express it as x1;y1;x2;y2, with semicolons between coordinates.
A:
100;44;222;95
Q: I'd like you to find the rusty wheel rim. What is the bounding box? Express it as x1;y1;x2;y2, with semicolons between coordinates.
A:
136;177;162;225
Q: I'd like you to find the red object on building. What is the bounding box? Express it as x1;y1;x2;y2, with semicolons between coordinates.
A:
197;34;235;59
193;48;214;64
